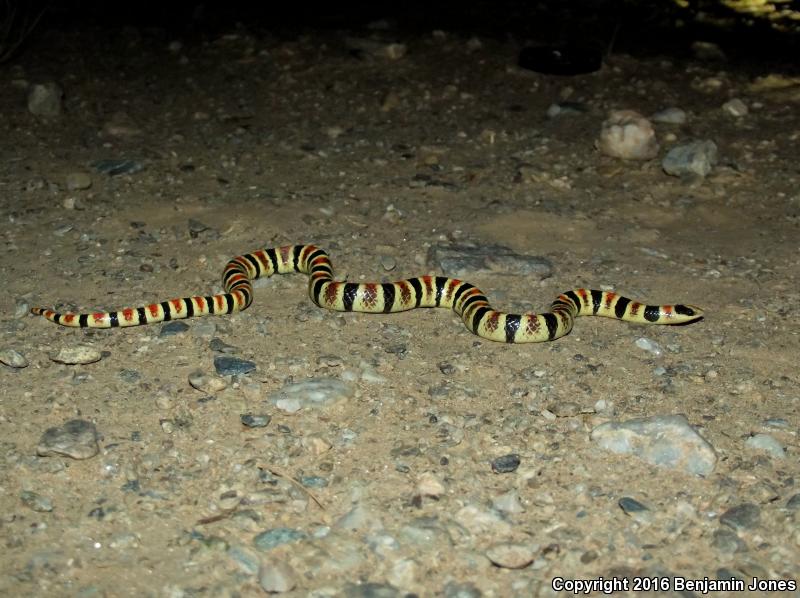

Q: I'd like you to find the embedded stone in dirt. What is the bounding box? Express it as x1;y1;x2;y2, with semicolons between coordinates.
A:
36;419;100;460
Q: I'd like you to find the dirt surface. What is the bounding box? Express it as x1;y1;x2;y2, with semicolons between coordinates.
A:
1;20;799;598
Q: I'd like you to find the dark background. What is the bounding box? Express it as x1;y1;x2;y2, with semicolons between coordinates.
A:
4;0;799;67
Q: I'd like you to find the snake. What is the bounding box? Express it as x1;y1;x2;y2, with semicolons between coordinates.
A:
31;244;703;343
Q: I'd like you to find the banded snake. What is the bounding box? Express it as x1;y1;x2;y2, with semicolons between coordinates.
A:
32;244;703;343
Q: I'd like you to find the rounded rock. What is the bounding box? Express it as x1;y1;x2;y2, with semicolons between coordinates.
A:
485;543;536;569
598;110;660;160
51;345;102;365
258;559;297;593
0;348;28;368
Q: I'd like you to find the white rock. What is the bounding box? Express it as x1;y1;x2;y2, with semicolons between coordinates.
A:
492;489;526;514
188;370;228;393
597;110;659;160
416;472;446;498
722;98;748;117
258;559;297;593
591;414;717;476
51;345;102;365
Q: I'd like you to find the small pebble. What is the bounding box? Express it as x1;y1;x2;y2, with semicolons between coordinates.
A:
0;348;28;368
485;543;536;569
618;497;653;523
492;489;526;514
240;414;271;428
227;545;261;575
301;434;332;455
651;107;687;124
65;172;92;190
188;370;229;393
380;256;397;271
117;369;141;383
744;433;785;458
159;321;190;337
722;98;748;117
37;419;100;459
635;337;663;356
51;345;102;365
299;476;328;488
597;110;660;160
209;337;238;353
214;356;256;376
21;490;53;512
548;401;580;417
253;528;307;551
491;454;521;473
618;496;649;514
416;472;446;498
258;559;297;593
92;159;144;176
712;528;748;554
719;503;761;531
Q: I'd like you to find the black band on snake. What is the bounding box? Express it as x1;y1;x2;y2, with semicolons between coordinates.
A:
31;244;703;343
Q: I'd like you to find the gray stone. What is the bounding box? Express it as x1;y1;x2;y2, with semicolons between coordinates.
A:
28;82;63;117
159;321;190;337
258;559;297;593
92;159;144;176
662;140;718;178
21;490;53;512
253;527;307;551
0;348;28;368
240;413;271;428
719;503;760;531
65;172;92;190
591;414;717;476
214;356;256;376
37;419;99;459
428;243;552;279
491;454;521;473
744;433;785;459
485;543;536;569
268;377;355;413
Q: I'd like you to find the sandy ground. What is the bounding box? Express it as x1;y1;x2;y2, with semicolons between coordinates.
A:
1;19;799;598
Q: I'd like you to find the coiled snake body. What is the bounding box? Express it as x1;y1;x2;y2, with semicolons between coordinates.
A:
32;244;703;342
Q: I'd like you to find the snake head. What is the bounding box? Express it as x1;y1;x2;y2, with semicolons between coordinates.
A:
674;304;704;322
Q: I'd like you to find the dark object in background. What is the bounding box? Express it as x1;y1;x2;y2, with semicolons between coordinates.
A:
518;45;603;75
